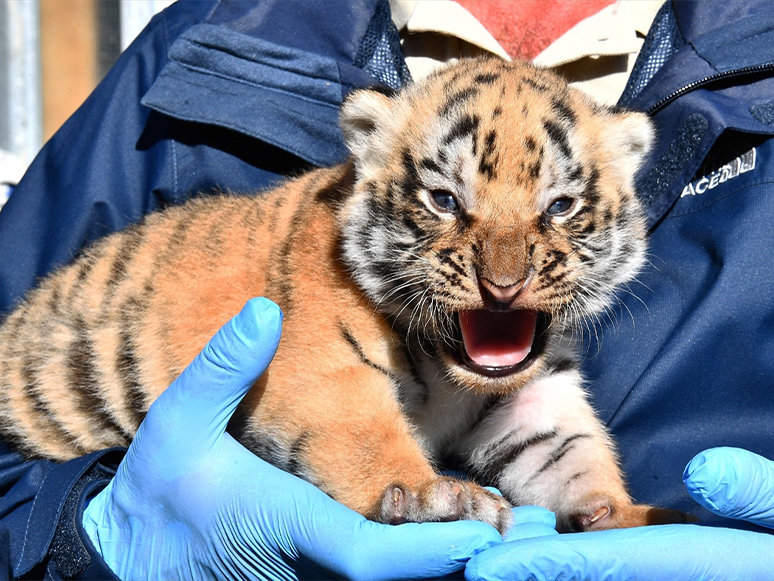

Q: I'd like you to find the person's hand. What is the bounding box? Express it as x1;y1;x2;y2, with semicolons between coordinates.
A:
465;447;774;581
81;297;504;580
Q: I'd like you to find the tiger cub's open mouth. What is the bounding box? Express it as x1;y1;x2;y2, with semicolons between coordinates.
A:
455;310;548;377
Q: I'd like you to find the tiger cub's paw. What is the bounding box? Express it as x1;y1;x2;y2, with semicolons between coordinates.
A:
375;477;512;534
569;498;697;531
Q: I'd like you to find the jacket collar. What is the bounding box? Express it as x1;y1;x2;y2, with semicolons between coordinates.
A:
623;0;774;228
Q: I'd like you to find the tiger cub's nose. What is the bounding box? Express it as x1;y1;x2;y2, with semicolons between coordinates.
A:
479;277;529;310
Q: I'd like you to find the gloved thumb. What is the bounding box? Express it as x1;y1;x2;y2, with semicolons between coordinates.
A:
684;447;774;529
149;297;283;441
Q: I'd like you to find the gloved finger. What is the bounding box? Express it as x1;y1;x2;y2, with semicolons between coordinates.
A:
504;506;558;542
337;519;502;581
465;524;774;581
284;491;501;581
511;505;556;528
503;522;558;543
147;297;282;440
684;447;774;529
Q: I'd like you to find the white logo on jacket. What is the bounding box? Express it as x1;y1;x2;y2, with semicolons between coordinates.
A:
681;148;756;197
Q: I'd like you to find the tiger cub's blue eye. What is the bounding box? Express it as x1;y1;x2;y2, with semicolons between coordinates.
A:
430;190;459;212
546;197;575;216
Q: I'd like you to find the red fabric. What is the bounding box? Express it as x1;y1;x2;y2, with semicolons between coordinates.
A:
455;0;615;60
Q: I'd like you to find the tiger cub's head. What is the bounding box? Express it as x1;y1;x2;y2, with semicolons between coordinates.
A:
338;58;652;393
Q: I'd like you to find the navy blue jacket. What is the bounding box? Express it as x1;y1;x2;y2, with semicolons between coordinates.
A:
585;0;774;523
0;0;772;577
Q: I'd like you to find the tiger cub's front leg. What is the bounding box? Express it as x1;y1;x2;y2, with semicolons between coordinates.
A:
249;362;511;533
455;368;687;532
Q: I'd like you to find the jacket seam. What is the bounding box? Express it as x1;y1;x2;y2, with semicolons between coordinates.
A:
160;8;180;197
16;469;48;572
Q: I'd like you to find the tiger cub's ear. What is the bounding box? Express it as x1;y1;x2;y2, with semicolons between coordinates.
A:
339;88;397;160
602;109;655;179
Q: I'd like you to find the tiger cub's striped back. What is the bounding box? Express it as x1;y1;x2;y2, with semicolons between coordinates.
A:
0;179;309;458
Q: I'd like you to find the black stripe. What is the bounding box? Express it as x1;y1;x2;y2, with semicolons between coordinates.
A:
576;220;597;236
543;119;573;162
117;300;149;430
443;114;480;145
551;97;577;125
440;87;480;117
203;211;227;258
566;470;588;485
570;205;592;220
576;251;594;263
339;322;392;379
228;417;293;471
456;209;474;232
583;167;601;205
465;394;502;434
48;280;62;316
540;252;566;275
523;77;552;93
478;159;497;181
437;251;468;278
76;254;96;282
240;198;267;229
400;149;420;195
21;346;84;453
529;157;542;180
474;72;500;85
534;268;569;291
445;272;463;287
472;429;557;486
567;165;583;184
315;165;355;207
67;244;106;305
483;130;497;156
272;186;314;316
287;431;312;477
69;317;132;440
420;157;444;174
533;433;593;476
268;192;287;233
400;212;426;240
105;226;144;292
479;129;499;180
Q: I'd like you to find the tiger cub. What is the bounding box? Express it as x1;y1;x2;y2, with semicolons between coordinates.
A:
0;58;682;533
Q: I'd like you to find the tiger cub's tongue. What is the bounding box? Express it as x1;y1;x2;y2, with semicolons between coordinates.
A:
459;310;537;368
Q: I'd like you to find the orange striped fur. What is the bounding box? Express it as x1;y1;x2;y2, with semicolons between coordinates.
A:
0;60;688;532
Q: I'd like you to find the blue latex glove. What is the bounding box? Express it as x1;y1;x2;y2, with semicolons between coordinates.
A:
82;298;505;580
466;447;774;581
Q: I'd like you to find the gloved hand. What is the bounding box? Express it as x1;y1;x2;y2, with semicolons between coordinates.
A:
82;297;505;581
466;447;774;581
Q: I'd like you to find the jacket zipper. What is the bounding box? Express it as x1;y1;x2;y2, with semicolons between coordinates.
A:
647;61;774;115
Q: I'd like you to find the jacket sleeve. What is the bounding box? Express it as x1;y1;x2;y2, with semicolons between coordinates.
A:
0;445;124;579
